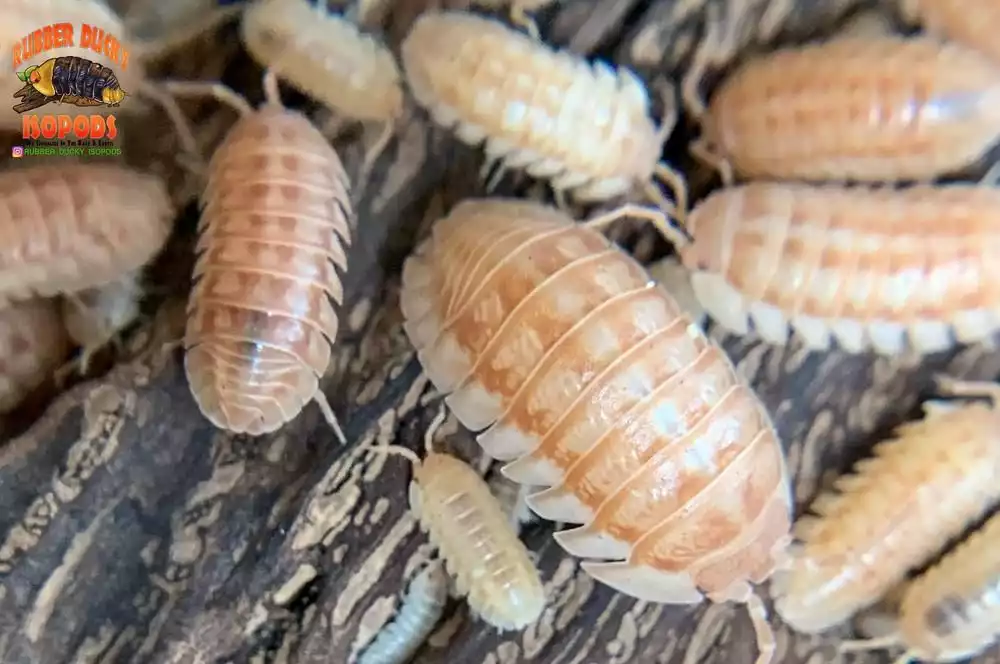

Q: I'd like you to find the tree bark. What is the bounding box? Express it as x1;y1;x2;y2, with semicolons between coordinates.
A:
2;2;999;663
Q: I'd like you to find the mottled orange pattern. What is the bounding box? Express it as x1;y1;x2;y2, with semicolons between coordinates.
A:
185;106;352;435
703;35;1000;182
0;164;172;306
400;198;791;610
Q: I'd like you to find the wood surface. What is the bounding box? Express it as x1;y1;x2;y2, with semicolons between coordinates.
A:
2;1;999;663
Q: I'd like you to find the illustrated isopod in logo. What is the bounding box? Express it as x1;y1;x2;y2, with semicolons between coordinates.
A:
12;56;127;113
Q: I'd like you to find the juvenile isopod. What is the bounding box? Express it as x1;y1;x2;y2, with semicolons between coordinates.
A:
901;0;1000;64
164;71;352;439
0;298;71;414
676;181;1000;355
358;560;449;664
841;483;1000;663
771;378;1000;635
0;164;173;307
400;11;687;215
239;0;404;180
682;33;1000;184
61;270;144;373
365;406;546;631
399;198;791;664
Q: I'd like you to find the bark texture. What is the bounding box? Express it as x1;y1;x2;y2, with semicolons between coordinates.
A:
2;1;999;663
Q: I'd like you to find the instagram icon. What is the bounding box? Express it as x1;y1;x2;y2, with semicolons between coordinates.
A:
11;146;23;158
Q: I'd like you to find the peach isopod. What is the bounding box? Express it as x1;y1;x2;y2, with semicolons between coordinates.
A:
771;378;1000;635
0;164;173;307
902;0;1000;64
178;72;352;438
686;35;1000;184
399;198;791;663
0;298;71;414
678;182;1000;355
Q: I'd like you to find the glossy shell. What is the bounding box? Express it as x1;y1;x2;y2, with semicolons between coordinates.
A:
903;0;1000;64
702;36;1000;182
409;452;544;630
898;508;1000;662
2;0;142;130
400;11;663;202
399;198;791;607
61;270;142;354
240;0;403;123
0;164;172;306
680;182;1000;355
358;561;448;664
184;105;352;435
771;400;1000;634
0;297;70;413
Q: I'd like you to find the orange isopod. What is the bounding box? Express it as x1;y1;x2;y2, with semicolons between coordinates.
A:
902;0;1000;64
400;11;685;214
0;164;173;307
677;181;1000;355
399;198;792;663
771;378;1000;635
840;503;1000;663
0;297;71;414
178;71;352;439
683;34;1000;184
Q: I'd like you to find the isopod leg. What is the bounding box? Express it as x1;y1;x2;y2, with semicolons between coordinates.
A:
745;592;776;664
934;376;1000;405
157;80;254;117
509;4;542;40
689;138;735;187
582;203;691;249
313;389;348;445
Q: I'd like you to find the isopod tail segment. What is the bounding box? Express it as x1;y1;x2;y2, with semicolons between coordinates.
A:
679;2;742;187
155;70;349;446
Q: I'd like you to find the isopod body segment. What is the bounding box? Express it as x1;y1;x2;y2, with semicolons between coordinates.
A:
400;11;685;213
771;382;1000;635
691;35;1000;183
0;164;173;307
182;74;352;438
678;182;1000;355
399;198;791;663
0;298;71;414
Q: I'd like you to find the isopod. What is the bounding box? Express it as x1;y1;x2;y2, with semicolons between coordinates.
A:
61;270;144;373
771;378;1000;635
0;298;71;414
239;0;403;179
0;164;172;307
366;406;546;631
842;496;1000;663
358;560;448;664
166;71;352;439
677;181;1000;355
399;198;791;664
901;0;1000;64
400;11;686;215
682;33;1000;184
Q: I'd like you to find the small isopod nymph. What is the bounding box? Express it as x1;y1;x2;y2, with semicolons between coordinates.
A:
400;11;686;214
61;270;144;373
677;182;1000;355
0;298;71;414
165;72;352;439
399;198;790;664
367;407;546;631
240;0;403;178
358;560;448;664
840;504;1000;663
0;164;173;307
771;378;1000;635
683;34;1000;184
